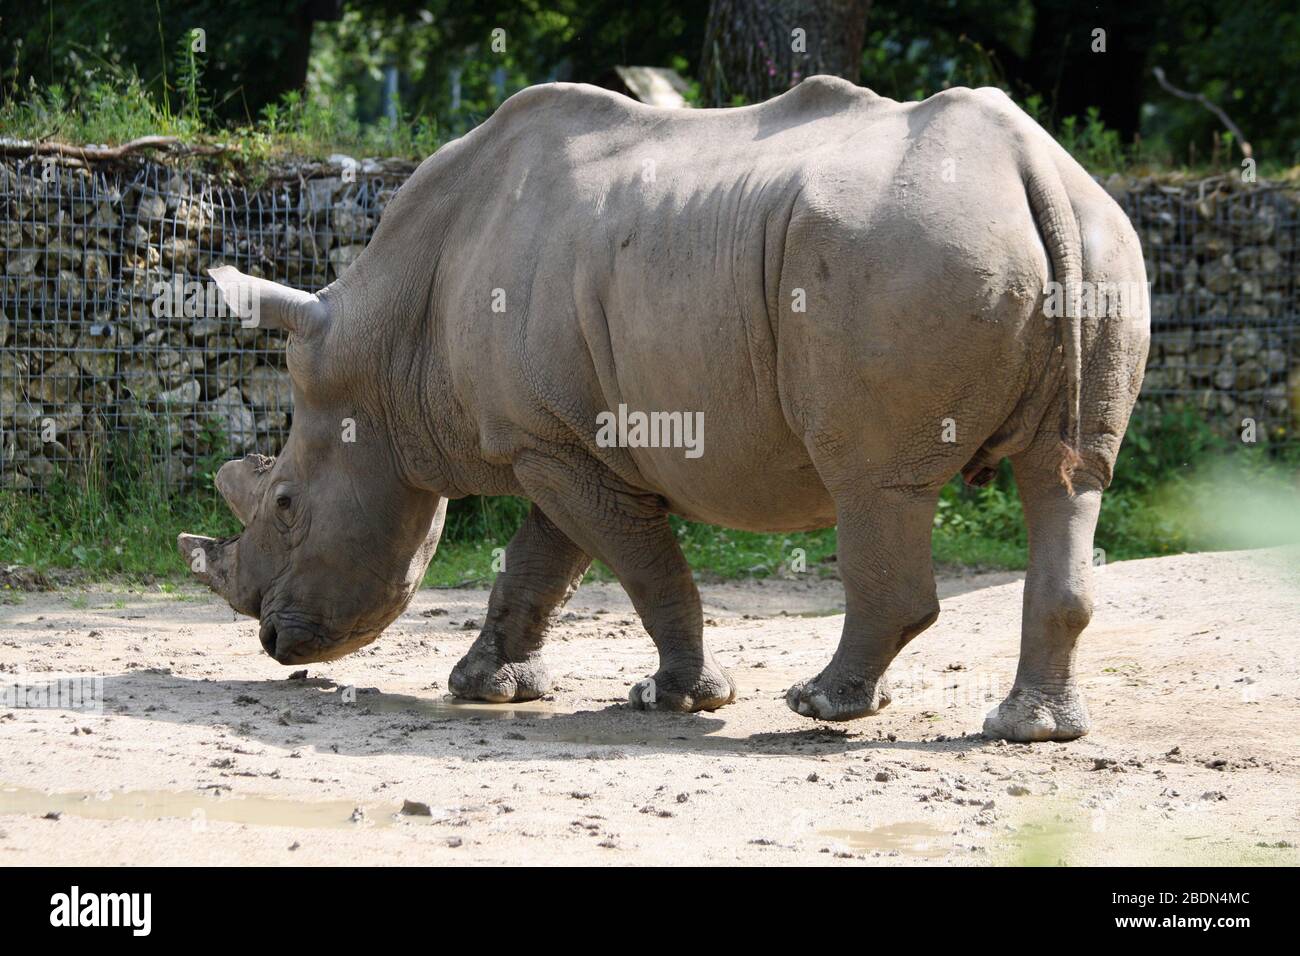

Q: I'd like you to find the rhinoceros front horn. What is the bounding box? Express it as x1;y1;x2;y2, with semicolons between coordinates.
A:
177;533;246;611
208;265;327;336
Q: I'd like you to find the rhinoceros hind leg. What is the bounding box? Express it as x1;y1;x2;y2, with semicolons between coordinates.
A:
449;503;590;703
982;683;1090;742
983;455;1101;743
514;449;735;714
787;486;940;722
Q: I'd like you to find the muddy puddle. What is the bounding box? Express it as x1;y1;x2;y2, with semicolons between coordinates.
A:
348;688;554;721
545;728;736;749
344;688;745;749
819;821;951;858
0;785;443;830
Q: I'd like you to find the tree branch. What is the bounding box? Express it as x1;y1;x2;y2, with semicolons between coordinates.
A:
1151;66;1253;159
0;136;228;160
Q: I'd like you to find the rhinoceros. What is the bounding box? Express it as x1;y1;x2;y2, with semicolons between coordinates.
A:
179;76;1148;742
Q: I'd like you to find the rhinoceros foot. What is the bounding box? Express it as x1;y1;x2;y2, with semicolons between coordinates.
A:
628;663;736;713
785;671;892;721
983;683;1090;742
448;648;550;704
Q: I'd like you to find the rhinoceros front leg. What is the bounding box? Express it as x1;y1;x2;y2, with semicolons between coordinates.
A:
983;457;1100;742
787;487;941;720
448;503;591;703
513;449;736;713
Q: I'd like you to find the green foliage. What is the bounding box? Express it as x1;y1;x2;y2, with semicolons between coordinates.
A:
5;0;1297;174
861;0;1300;168
1058;107;1131;173
2;0;324;124
670;519;836;580
0;60;444;165
1095;485;1190;559
304;1;700;138
174;30;207;127
933;480;1028;568
860;5;1025;102
1142;0;1300;166
246;88;440;162
7;428;1297;587
0;426;239;582
0;71;200;145
426;500;840;586
442;495;530;546
669;56;704;107
1109;404;1230;495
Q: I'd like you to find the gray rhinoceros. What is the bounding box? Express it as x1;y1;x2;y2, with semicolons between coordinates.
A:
179;77;1148;742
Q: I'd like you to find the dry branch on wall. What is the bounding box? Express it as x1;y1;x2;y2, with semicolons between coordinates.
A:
0;136;228;161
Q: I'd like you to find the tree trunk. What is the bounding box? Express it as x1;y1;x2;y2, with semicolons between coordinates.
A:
700;0;872;106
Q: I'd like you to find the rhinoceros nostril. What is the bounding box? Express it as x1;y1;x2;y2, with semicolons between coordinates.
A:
259;619;278;657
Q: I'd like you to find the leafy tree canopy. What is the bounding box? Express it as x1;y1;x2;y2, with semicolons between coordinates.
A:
1;0;1295;166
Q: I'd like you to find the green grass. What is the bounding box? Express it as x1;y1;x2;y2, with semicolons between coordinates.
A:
0;427;240;586
11;55;1300;180
0;475;1286;591
0;66;442;170
3;405;1298;592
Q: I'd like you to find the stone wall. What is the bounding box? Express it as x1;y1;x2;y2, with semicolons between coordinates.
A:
1;158;1298;491
1108;173;1300;438
1;157;413;489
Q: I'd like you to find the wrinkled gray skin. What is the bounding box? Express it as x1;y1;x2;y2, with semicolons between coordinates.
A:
180;77;1149;742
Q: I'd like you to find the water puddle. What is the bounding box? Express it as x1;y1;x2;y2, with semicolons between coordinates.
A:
349;688;554;721
349;690;736;750
0;785;440;830
351;691;741;751
548;730;732;749
819;821;950;858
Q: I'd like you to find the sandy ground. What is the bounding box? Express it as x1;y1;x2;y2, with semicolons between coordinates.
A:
0;548;1296;867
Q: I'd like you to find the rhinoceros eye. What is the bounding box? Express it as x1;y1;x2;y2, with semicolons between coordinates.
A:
275;494;292;510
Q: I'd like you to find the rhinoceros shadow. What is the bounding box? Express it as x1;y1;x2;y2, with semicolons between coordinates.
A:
88;670;993;759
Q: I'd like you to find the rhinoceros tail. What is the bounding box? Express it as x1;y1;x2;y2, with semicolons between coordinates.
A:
1024;157;1083;492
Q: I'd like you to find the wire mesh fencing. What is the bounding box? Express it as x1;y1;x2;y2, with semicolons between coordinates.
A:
1118;175;1300;444
2;157;406;490
2;158;1298;494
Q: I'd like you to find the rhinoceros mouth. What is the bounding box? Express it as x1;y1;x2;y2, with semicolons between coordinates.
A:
258;617;282;658
259;611;381;664
259;614;328;663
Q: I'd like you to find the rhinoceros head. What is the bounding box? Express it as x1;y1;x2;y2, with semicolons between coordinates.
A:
178;267;446;664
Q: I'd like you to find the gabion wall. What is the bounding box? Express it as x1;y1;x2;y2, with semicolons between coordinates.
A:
1113;174;1300;438
1;157;1298;492
1;157;409;489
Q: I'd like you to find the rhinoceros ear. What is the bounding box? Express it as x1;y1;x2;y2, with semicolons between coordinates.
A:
214;454;274;525
208;265;327;337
